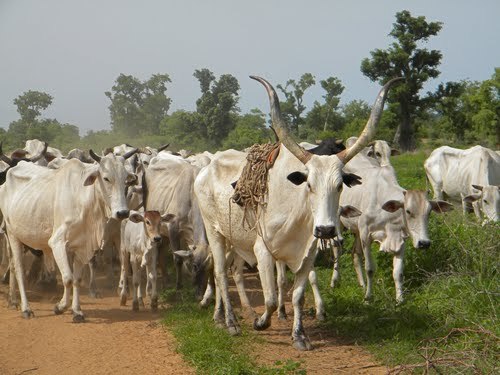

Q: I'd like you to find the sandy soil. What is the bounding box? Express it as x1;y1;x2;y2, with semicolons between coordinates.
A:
0;265;387;375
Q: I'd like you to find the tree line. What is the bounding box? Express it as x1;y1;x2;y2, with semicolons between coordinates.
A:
1;11;498;154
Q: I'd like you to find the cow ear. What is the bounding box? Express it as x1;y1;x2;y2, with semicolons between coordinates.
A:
382;200;404;212
161;213;175;222
471;184;483;191
126;173;138;186
84;168;99;186
129;212;144;223
430;200;454;213
343;173;362;187
391;148;400;156
463;194;481;203
340;205;362;218
287;171;307;185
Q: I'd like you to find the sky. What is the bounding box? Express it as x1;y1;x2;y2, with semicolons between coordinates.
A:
1;0;499;135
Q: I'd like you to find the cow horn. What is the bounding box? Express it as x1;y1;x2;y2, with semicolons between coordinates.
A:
157;143;170;152
29;142;48;162
250;76;311;164
89;149;102;162
337;77;403;164
137;147;152;155
0;142;13;165
123;148;138;160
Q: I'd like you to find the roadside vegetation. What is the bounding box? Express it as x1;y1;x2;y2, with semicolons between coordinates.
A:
161;153;498;374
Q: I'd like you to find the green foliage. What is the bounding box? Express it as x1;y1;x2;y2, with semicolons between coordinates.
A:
161;288;307;375
223;109;271;150
194;69;240;147
361;10;443;151
13;90;53;124
105;73;172;137
313;153;499;373
277;73;316;135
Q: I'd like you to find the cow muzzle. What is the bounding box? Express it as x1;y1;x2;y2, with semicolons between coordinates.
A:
116;209;130;219
416;240;431;249
314;225;336;239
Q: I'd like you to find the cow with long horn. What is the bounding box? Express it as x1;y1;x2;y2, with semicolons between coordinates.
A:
194;76;401;350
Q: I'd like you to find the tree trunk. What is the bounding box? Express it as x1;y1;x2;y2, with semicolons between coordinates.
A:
395;104;415;152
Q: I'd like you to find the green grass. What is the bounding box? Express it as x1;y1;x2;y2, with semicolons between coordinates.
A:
161;288;306;375
161;151;499;374
313;152;500;373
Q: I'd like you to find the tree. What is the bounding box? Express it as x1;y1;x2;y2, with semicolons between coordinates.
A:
193;69;240;147
13;90;53;125
277;73;316;135
320;77;344;131
223;109;270;150
105;73;171;136
361;10;442;151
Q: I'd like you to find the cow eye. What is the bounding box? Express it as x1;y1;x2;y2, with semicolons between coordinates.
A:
376;152;381;157
483;199;488;204
307;183;311;190
145;220;151;225
405;209;411;215
104;177;111;183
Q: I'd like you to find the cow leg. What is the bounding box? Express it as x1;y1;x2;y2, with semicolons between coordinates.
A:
88;256;101;298
291;255;315;351
330;242;342;288
309;269;325;321
8;259;19;309
7;235;33;318
120;251;129;306
157;241;169;290
210;232;240;335
131;258;140;311
149;246;159;311
276;260;287;320
199;270;214;308
361;235;375;302
351;235;366;289
50;230;73;315
231;253;255;319
71;258;85;322
393;245;405;304
253;238;277;331
1;266;9;284
167;224;183;290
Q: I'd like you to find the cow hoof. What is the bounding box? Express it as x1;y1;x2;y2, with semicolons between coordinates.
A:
227;325;241;336
72;313;85;323
22;310;34;319
151;298;158;312
120;294;127;306
199;298;211;308
253;317;271;331
316;311;326;321
293;338;313;351
54;305;65;315
8;300;19;310
132;300;139;311
89;291;102;299
278;306;287;321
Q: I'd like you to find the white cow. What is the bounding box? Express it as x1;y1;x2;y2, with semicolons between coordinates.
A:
424;145;500;222
24;139;63;165
194;76;400;350
338;150;453;302
0;150;137;321
142;154;211;298
119;210;174;311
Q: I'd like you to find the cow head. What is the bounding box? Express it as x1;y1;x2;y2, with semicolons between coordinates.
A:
382;190;453;249
86;149;138;220
252;76;401;240
464;184;500;223
367;140;399;166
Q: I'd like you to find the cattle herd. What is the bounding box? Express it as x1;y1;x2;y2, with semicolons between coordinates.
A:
0;77;498;351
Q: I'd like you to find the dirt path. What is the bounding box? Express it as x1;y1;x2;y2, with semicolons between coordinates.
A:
0;266;387;375
234;271;388;374
0;277;194;375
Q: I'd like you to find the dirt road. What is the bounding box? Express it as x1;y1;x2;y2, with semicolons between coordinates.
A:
0;269;387;375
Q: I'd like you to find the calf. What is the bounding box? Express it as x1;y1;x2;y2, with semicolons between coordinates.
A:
119;210;174;311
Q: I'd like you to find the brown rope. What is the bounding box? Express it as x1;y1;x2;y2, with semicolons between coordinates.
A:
231;142;280;230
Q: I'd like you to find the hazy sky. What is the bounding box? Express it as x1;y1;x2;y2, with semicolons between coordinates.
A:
1;0;499;135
